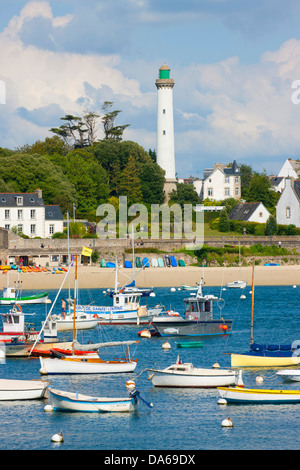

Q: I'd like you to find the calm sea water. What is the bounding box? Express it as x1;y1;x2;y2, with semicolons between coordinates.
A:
0;283;299;451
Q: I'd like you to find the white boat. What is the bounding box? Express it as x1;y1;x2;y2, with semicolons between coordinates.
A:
48;387;139;412
218;386;300;404
49;311;98;331
38;255;139;375
147;359;239;388
226;280;247;289
0;304;39;342
0;378;48;400
39;344;138;375
0;286;49;305
276;369;300;382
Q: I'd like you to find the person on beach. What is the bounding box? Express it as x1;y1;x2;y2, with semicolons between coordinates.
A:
61;298;66;319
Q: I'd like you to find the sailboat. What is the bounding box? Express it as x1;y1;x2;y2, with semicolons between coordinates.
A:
226;243;247;289
230;259;300;367
38;255;139;375
0;273;49;305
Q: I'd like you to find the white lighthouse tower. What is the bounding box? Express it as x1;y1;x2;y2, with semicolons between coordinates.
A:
156;64;177;199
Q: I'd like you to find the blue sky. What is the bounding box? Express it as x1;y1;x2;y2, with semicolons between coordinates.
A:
1;1;300;178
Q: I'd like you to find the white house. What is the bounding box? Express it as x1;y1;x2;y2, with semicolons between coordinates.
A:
276;178;300;227
0;189;64;238
228;202;271;224
271;158;300;194
202;160;241;201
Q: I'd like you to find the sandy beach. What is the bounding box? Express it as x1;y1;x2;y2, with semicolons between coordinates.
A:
1;264;299;290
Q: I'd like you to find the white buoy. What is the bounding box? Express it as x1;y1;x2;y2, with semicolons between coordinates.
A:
44;404;53;412
217;398;227;405
125;380;136;390
249;290;252;294
103;290;106;294
222;417;233;427
256;375;264;383
170;287;176;292
140;329;151;338
293;285;296;288
162;341;171;350
149;292;156;297
212;362;220;369
222;288;226;291
177;288;181;291
51;432;64;443
39;367;47;375
240;294;246;299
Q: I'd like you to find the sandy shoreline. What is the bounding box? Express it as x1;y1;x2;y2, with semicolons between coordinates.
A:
1;265;299;290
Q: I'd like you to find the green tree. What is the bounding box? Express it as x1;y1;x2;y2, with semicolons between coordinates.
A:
246;173;278;208
140;162;165;204
101;101;130;141
240;164;253;198
119;155;143;205
265;215;277;236
218;209;230;232
169;183;201;207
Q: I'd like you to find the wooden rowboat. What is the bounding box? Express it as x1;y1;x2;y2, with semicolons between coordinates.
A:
218;386;300;404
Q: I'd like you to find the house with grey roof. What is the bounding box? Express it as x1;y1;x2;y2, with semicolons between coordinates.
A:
276;178;300;227
202;160;241;201
228;202;271;224
0;189;63;238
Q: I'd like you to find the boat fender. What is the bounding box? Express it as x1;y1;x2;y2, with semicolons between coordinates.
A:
93;314;99;319
15;304;22;312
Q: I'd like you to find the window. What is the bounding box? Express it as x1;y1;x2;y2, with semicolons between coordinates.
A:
163;109;166;114
235;176;239;184
18;224;23;233
17;197;23;206
225;188;230;196
163;130;166;135
286;206;291;218
49;224;54;234
30;209;36;219
259;212;263;218
225;176;229;184
235;187;239;196
4;224;10;230
17;209;23;220
208;188;213;196
4;210;10;220
30;224;36;235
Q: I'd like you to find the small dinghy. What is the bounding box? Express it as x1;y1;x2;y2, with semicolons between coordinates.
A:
0;378;48;400
175;341;203;349
48;387;153;412
276;369;300;382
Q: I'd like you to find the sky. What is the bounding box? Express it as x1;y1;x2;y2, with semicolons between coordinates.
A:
1;1;300;178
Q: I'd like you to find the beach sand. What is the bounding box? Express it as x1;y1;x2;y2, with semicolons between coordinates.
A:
1;264;299;290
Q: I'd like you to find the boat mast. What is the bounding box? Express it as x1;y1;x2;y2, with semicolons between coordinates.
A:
72;254;78;354
250;258;255;345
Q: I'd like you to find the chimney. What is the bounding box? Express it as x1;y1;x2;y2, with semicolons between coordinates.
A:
35;188;42;199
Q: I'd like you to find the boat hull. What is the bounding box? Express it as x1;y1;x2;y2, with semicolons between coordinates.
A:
276;370;300;382
3;340;74;357
218;386;300;404
231;353;300;368
39;356;138;375
48;388;138;412
75;306;163;325
0;292;49;305
55;318;98;331
152;317;232;337
0;379;48;400
148;367;237;388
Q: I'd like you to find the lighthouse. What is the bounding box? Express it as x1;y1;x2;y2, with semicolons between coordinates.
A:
156;64;177;199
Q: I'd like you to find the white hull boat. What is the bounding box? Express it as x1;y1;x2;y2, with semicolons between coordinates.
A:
147;362;239;388
0;378;48;400
48;387;139;412
49;313;98;331
39;354;138;375
226;280;247;289
276;369;300;382
218;386;300;404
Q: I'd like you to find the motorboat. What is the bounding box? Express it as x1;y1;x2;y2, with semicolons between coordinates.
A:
151;278;232;337
226;280;247;289
147;359;239;388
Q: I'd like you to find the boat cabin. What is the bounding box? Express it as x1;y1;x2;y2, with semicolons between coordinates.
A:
1;308;25;334
184;287;219;321
112;291;142;310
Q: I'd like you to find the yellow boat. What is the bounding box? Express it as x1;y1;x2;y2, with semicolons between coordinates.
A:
230;259;300;368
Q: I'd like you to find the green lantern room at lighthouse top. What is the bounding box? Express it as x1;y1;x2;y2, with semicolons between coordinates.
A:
159;64;170;79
